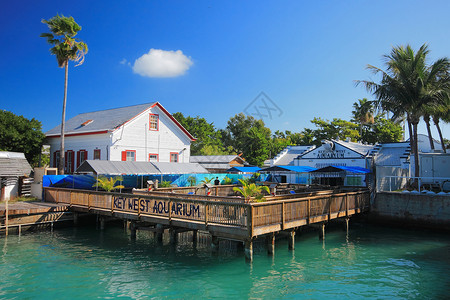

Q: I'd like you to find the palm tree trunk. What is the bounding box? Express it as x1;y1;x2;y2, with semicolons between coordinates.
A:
59;60;69;175
433;116;447;153
412;122;420;179
407;116;413;149
424;114;434;150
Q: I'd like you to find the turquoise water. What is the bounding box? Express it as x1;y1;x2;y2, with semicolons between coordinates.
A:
0;223;449;299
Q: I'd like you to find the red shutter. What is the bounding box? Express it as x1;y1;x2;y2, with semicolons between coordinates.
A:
84;150;88;162
65;152;68;171
122;151;127;161
71;153;75;173
77;151;81;168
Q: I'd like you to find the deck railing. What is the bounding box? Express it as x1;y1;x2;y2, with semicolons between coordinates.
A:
44;187;369;238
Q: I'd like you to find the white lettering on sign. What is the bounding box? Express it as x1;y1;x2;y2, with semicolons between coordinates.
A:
317;150;345;159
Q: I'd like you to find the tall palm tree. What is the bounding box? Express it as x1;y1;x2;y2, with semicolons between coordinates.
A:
41;14;88;174
431;97;450;153
356;44;449;179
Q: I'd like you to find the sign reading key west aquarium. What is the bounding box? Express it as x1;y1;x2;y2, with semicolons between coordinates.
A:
113;196;201;218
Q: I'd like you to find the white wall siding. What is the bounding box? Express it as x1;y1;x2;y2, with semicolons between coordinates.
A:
48;133;111;167
110;106;191;162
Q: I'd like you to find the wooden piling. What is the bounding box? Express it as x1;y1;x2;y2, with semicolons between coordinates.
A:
100;217;105;230
130;221;137;239
245;239;253;262
156;224;163;242
267;234;275;255
319;223;325;240
170;228;178;244
288;230;295;250
211;235;219;252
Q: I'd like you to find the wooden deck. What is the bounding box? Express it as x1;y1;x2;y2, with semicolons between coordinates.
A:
43;187;370;241
0;201;72;234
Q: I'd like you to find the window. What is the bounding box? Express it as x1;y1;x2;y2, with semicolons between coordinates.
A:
53;151;60;168
122;150;136;161
170;152;178;163
65;150;75;173
149;114;159;131
149;153;158;162
77;150;88;168
94;149;101;160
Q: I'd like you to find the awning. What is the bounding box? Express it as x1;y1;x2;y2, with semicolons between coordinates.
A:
226;166;262;173
76;160;208;175
260;165;317;173
310;165;371;174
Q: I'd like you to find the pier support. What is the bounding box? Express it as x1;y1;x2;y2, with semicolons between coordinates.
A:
100;217;106;230
130;222;137;239
73;213;79;226
319;223;325;240
156;224;164;242
288;230;295;250
170;228;178;244
192;230;198;245
211;235;219;252
245;240;253;262
344;217;349;233
267;234;275;255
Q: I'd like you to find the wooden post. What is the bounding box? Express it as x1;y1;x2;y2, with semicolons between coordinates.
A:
344;217;349;233
192;230;198;245
130;221;137;239
288;230;295;250
245;239;253;262
211;235;219;252
319;223;325;240
156;224;163;242
5;197;8;237
307;198;310;224
345;194;348;217
267;233;275;255
100;217;105;230
247;205;253;237
170;228;177;244
281;202;285;230
205;203;209;226
73;212;79;226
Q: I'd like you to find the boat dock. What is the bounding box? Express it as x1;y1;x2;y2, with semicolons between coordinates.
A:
44;187;370;261
0;201;72;235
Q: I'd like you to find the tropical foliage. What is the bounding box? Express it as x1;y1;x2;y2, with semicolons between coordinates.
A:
0;110;46;167
93;176;125;192
41;14;88;174
222;176;233;185
233;179;270;202
357;44;450;176
159;181;172;188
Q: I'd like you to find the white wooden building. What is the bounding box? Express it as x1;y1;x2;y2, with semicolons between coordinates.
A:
45;102;195;173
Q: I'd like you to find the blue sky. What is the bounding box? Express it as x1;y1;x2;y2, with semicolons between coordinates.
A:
1;0;449;139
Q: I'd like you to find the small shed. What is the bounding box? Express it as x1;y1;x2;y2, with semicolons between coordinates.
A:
0;151;32;200
310;165;370;186
190;155;248;173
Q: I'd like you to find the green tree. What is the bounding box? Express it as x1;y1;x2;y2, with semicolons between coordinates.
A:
173;112;228;155
222;113;272;166
0;110;46;167
310;117;359;145
41;14;88;174
360;115;403;144
357;44;450;177
93;176;125;192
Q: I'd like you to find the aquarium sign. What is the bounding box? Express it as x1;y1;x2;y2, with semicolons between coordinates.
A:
112;196;200;218
316;149;345;159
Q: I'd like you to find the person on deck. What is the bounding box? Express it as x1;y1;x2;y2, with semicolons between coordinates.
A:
214;177;220;185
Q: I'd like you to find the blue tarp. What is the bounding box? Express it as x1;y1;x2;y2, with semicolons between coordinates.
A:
260;165;317;173
226;166;262;173
311;165;371;174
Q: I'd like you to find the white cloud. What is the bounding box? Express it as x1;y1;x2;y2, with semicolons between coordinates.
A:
120;58;129;65
132;49;193;78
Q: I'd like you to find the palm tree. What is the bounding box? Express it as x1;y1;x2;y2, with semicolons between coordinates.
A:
93;176;125;192
351;98;375;137
356;44;449;178
233;179;270;203
432;98;450;153
41;14;88;174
